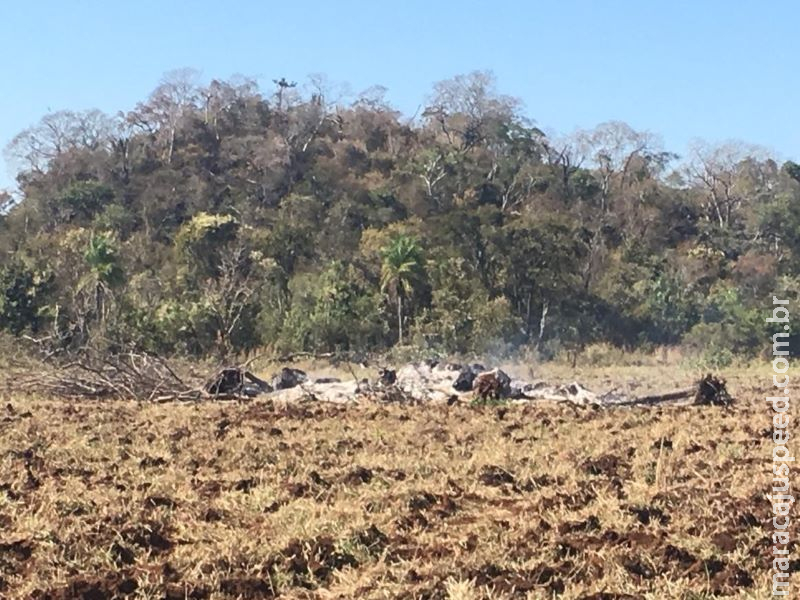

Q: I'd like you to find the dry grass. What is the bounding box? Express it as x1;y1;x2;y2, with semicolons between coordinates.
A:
0;362;789;599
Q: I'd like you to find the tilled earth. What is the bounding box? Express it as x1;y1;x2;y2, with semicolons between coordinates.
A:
0;377;789;599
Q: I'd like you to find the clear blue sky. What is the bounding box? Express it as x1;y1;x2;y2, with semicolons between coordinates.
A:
1;0;797;190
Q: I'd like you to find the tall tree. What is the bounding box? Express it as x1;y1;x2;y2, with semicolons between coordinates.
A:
77;232;125;327
380;235;425;345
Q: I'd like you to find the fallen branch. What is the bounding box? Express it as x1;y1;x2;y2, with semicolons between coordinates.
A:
607;374;734;408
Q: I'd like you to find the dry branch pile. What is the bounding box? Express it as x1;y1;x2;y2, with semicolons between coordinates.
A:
9;353;312;402
13;352;200;402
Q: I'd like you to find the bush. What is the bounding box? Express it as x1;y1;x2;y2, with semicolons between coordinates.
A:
175;212;239;279
0;260;53;335
470;296;523;356
683;284;763;358
682;326;736;369
277;262;385;353
54;181;114;223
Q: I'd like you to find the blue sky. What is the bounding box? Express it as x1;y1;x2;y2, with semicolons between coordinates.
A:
1;0;797;190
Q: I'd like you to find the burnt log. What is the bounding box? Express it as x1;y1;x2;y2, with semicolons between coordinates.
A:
611;373;734;408
694;373;734;407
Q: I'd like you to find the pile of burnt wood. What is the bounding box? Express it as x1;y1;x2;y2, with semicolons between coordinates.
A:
14;351;197;402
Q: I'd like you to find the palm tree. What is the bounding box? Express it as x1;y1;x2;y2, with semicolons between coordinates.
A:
79;233;124;323
380;235;425;345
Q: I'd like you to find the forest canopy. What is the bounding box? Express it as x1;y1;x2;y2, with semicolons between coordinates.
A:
1;69;797;364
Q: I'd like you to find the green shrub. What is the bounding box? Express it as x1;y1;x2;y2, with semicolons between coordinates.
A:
278;262;385;353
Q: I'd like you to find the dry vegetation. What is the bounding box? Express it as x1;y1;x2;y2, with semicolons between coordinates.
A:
0;362;789;599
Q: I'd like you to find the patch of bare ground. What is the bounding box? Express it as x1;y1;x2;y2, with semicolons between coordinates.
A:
0;366;786;598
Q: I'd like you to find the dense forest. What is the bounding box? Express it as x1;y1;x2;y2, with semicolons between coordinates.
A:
1;69;798;364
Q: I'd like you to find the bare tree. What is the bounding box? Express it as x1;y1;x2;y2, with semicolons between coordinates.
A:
417;150;449;201
425;70;522;152
272;74;344;161
126;68;200;163
685;140;770;228
0;190;14;214
223;133;291;203
200;75;260;139
544;134;587;194
484;124;546;213
576;121;667;213
204;244;262;357
306;73;352;108
354;85;392;111
4;109;117;174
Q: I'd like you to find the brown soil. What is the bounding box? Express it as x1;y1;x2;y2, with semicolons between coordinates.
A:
0;370;786;598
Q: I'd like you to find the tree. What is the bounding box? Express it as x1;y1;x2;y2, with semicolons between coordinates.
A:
380;235;426;345
0;260;53;335
784;161;800;184
0;68;792;361
412;147;457;208
175;212;240;279
272;77;297;111
4;109;117;175
632;271;698;345
576;121;673;215
0;191;13;214
52;180;114;224
489;217;586;342
425;70;521;152
126;68;200;163
279;261;384;352
201;244;264;357
481;122;546;212
75;232;125;332
685;141;769;228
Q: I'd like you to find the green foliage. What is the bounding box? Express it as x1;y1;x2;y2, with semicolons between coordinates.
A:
279;262;384;352
783;161;800;184
83;233;125;289
488;216;585;340
380;235;426;345
470;296;522;356
53;181;114;223
0;72;793;359
151;299;218;356
262;195;321;274
175;212;239;279
632;272;698;345
470;395;509;407
413;256;520;354
94;204;138;238
380;235;426;298
0;261;53;335
683;284;764;362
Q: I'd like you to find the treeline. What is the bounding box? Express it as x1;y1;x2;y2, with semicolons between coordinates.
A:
1;69;798;364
